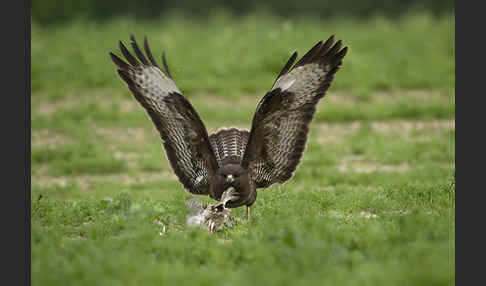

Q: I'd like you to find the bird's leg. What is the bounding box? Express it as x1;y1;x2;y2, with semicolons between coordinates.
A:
246;206;251;220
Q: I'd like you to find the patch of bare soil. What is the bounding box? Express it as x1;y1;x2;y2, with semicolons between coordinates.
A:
93;126;157;142
325;210;379;219
324;92;359;105
33;171;177;191
316;119;453;134
338;155;410;173
32;91;135;115
315;121;361;145
314;119;453;145
32;97;79;116
33;89;449;116
324;89;448;105
190;93;260;108
369;119;454;133
373;89;447;100
32;129;74;147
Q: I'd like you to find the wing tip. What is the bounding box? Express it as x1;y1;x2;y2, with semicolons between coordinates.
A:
293;35;347;69
143;36;160;67
118;40;140;66
338;46;348;58
118;40;126;50
110;52;130;70
276;51;298;80
130;34;150;65
162;51;173;79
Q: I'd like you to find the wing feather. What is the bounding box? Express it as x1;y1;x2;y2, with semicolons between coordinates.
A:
143;36;159;68
110;36;218;195
275;51;298;81
242;35;348;188
119;41;139;66
161;52;173;79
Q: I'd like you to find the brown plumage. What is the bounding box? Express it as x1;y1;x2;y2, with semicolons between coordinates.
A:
110;35;347;219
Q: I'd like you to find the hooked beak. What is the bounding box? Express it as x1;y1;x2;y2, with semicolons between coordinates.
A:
226;174;234;183
221;187;238;208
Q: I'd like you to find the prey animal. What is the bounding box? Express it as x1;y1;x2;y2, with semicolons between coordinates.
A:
186;190;236;233
110;35;347;219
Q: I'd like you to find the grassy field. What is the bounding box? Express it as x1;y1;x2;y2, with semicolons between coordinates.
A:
31;12;455;286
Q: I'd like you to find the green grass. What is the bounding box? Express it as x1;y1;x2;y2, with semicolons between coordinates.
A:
32;11;454;99
32;12;455;286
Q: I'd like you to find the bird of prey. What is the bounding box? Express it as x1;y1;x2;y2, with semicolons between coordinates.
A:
110;35;347;219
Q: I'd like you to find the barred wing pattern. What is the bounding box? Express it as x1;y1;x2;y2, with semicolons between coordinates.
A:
110;36;219;195
242;35;347;188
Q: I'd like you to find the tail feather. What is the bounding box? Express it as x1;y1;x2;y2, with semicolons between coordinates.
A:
209;128;250;167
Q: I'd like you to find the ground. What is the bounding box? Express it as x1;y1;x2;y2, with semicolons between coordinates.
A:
31;12;455;286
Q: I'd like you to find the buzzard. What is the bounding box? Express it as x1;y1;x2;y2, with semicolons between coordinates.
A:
110;35;347;219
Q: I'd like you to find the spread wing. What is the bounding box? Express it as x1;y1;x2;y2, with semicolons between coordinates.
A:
110;35;218;195
241;35;347;188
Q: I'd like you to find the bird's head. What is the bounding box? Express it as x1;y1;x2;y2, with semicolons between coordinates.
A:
218;164;245;186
